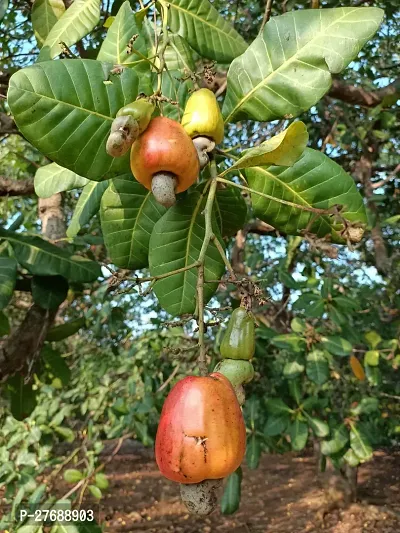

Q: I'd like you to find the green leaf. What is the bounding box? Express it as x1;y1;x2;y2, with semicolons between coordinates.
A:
42;346;71;386
364;330;382;349
31;0;65;48
288;379;302;405
223;7;383;122
246;435;262;470
64;469;83;484
29;483;47;506
283;360;304;379
291;317;306;333
229;122;308;170
8;59;139;181
46;317;86;341
167;0;247;63
320;425;349;456
0;311;10;336
34;163;88;199
288;419;308;451
264;414;289;436
343;448;360;467
246;148;367;244
304;299;325;318
271;333;305;352
88;484;102;499
0;228;101;283
149;190;225;316
94;473;109;490
164;34;196;72
7;374;37;421
221;467;242;515
307;416;330;438
306;350;329;385
100;176;166;269
215;185;248;237
265;398;293;415
38;0;101;61
321;335;352;356
97;1;150;76
0;256;17;310
31;276;69;310
54;427;75;442
279;269;300;289
350;397;379;416
67;180;109;238
158;69;194;121
365;350;379;366
350;424;373;462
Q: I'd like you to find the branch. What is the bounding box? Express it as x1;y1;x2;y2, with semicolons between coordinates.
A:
329;78;400;107
0;176;35;196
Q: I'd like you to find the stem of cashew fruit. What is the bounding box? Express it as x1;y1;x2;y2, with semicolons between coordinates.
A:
156;1;170;95
151;173;177;208
197;160;218;376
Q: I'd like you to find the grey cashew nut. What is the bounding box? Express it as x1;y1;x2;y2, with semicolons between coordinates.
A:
106;115;139;157
151;172;178;208
192;136;216;170
180;478;222;515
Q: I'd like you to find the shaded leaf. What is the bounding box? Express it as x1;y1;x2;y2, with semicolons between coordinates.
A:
0;311;10;336
264;414;289;436
306;350;329;385
31;276;69;310
246;148;367;244
0;228;101;283
149;190;225;316
7;374;37;421
34;163;88;199
246;435;262;469
288;419;308;451
265;398;293;415
67;180;109;238
223;8;383;122
0;256;17;310
100;176;166;269
350;424;373;461
215;185;248;237
46;317;86;341
322;335;352;356
221;467;242;515
42;346;71;386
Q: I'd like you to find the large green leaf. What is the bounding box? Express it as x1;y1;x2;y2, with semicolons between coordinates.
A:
32;0;65;48
246;148;367;243
223;8;384;122
67;180;109;238
228;122;308;171
8;59;139;181
97;1;150;72
7;374;37;421
0;310;10;336
306;350;329;385
321;335;352;356
164;34;196;73
0;228;101;283
38;0;101;61
264;413;289;437
288;419;308;451
350;424;373;462
246;435;262;469
215;186;247;237
42;346;71;386
35;163;89;199
149;190;225;316
167;0;247;63
100;175;166;269
0;256;17;310
320;425;349;456
221;467;242;515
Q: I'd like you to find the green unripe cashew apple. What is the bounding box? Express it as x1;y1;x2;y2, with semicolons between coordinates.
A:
130;117;200;208
181;88;224;169
106;100;155;158
213;359;255;406
220;306;255;360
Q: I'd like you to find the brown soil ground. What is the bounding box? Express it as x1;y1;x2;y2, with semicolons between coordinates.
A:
87;448;400;533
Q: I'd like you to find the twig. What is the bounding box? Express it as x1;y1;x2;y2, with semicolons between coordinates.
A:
372;163;400;189
261;0;273;31
157;365;181;392
155;1;170;95
212;234;236;279
127;262;200;284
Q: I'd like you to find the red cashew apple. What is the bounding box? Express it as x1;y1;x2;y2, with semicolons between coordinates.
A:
155;372;246;484
130;116;200;207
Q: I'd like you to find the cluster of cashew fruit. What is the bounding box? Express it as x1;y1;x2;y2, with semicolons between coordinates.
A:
106;89;224;208
155;307;256;515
